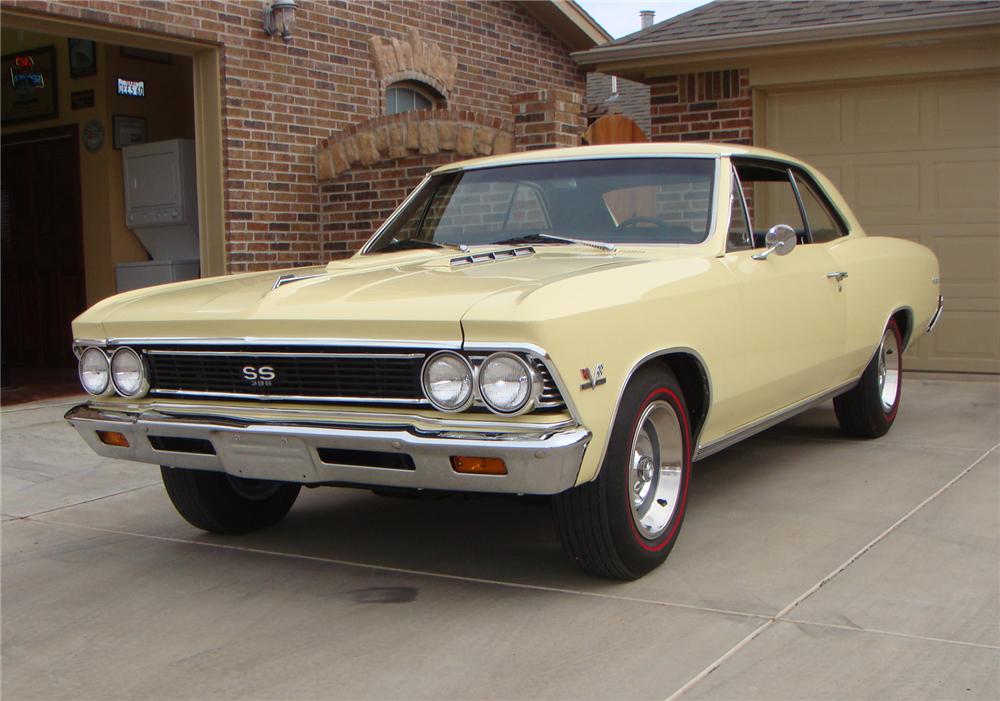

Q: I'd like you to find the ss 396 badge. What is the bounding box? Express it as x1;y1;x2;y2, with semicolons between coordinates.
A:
580;363;606;390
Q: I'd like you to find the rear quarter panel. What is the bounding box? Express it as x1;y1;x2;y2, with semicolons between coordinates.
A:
828;234;940;376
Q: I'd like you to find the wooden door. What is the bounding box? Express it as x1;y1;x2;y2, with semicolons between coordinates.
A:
1;126;86;369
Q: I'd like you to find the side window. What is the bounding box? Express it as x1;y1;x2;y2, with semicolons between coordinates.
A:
793;171;846;243
507;185;549;230
733;161;806;246
727;171;752;251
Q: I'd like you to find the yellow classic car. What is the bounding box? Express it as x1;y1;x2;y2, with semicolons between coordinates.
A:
66;143;943;579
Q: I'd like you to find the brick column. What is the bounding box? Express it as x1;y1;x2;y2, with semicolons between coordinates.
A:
510;89;585;151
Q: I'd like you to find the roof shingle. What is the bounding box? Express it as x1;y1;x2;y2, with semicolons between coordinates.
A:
609;0;1000;46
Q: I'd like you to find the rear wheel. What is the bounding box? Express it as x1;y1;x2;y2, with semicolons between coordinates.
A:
552;367;692;580
160;466;300;534
834;319;903;438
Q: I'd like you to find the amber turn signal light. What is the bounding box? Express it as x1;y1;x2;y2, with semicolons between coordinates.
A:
96;430;130;448
451;456;507;475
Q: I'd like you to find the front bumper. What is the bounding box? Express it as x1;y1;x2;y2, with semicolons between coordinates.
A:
65;404;591;495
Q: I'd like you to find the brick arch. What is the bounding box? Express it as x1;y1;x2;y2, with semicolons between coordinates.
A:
316;109;513;181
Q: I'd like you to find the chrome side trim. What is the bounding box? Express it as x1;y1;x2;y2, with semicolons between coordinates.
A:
149;388;429;405
694;377;859;461
591;347;714;478
927;295;944;333
76;337;462;350
144;350;425;359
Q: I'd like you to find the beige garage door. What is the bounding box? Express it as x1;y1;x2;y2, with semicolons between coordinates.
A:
765;74;1000;373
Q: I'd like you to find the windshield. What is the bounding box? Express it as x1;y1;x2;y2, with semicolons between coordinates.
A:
365;157;717;253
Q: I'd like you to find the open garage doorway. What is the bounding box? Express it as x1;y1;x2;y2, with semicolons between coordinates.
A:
0;16;224;404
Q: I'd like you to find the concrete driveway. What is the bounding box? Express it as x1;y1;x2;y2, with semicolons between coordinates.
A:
3;374;998;700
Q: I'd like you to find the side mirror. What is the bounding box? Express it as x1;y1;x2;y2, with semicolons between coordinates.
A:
752;224;798;260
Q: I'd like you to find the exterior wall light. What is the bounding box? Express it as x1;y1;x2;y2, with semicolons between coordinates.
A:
264;0;297;42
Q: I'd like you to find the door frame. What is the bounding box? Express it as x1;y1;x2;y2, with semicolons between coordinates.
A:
1;9;227;278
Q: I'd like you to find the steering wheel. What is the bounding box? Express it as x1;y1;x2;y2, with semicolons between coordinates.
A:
618;215;672;229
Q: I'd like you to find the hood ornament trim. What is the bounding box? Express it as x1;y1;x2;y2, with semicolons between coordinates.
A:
451;246;535;268
272;272;327;290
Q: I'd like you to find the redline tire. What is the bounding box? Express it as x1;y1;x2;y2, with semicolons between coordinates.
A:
160;466;300;534
552;367;692;580
834;318;903;438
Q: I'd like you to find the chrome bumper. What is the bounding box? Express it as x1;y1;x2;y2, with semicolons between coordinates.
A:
65;404;591;495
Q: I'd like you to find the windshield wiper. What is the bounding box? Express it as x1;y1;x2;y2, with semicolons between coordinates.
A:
492;233;616;253
374;238;467;253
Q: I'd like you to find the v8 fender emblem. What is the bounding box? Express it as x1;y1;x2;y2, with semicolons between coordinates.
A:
580;363;606;390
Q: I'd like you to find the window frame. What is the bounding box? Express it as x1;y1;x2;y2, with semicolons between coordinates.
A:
732;157;851;246
385;80;442;116
726;164;755;252
788;167;849;243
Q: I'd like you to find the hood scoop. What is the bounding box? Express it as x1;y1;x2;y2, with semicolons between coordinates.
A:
272;271;327;290
451;246;535;268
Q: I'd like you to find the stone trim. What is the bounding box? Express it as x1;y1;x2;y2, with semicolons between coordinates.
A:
369;29;458;99
317;110;513;181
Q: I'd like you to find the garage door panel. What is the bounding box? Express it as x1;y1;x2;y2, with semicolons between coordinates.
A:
852;87;921;146
853;162;920;210
766;75;1000;372
932;160;1000;211
931;79;1000;146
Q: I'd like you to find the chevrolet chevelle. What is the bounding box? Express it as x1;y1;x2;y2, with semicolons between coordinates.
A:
67;144;943;579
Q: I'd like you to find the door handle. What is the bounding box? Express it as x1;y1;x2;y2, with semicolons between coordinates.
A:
826;271;848;282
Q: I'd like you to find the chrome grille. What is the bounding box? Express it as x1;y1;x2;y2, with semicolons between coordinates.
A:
137;345;566;412
144;347;426;404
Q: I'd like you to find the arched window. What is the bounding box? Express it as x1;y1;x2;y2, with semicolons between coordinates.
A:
386;81;442;115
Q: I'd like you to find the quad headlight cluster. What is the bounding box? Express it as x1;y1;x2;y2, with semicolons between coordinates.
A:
77;346;149;398
421;350;541;415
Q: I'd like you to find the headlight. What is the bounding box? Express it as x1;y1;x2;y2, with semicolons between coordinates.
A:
78;347;111;395
478;352;536;414
421;351;474;411
110;347;147;397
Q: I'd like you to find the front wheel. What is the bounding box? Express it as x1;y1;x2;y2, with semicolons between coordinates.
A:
552;367;692;580
160;466;301;534
834;319;903;438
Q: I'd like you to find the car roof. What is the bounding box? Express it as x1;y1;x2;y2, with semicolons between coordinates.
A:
430;142;808;174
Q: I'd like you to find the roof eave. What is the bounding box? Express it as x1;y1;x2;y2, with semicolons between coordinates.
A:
572;7;1000;66
519;0;612;52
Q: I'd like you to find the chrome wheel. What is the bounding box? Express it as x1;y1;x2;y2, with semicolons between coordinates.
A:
877;327;901;411
629;400;684;540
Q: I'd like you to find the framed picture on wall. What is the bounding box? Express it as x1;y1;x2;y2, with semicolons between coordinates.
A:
113;114;148;149
68;38;97;78
1;45;59;125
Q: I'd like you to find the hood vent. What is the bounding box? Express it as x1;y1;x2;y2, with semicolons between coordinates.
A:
451;246;535;268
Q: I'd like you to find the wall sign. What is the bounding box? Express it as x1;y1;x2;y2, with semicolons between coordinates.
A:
71;89;95;110
1;46;58;125
116;77;145;97
68;38;97;78
113;114;147;149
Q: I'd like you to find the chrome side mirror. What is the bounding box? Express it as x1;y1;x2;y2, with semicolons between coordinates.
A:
752;224;798;260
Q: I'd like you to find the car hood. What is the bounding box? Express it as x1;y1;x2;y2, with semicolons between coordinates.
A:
74;247;657;343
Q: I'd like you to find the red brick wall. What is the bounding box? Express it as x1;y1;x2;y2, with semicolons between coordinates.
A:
649;69;752;144
10;1;585;272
